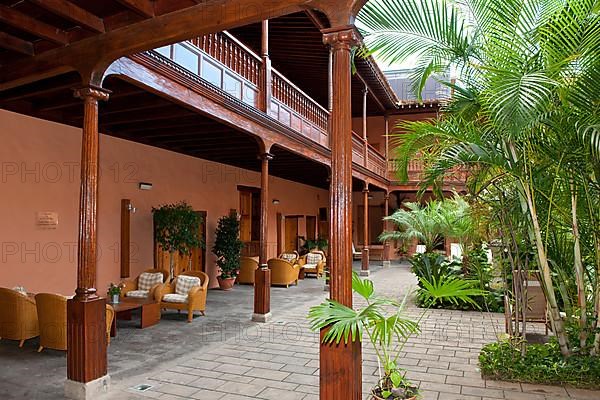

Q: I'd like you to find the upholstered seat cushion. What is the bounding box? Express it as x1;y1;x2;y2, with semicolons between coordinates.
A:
175;276;201;295
303;263;318;271
126;290;149;298
138;272;163;291
306;253;323;264
163;293;188;303
280;253;296;263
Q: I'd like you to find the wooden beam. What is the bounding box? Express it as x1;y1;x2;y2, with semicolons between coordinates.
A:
29;0;105;33
0;5;69;45
115;0;155;18
0;0;312;90
0;32;34;56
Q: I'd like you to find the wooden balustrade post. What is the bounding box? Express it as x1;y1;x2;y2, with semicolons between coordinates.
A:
382;192;391;268
65;86;110;399
253;151;273;323
259;20;272;113
321;26;362;400
361;182;370;276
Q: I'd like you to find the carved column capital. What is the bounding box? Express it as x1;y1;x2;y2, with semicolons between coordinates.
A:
259;152;274;161
322;25;361;50
362;182;370;193
73;86;110;102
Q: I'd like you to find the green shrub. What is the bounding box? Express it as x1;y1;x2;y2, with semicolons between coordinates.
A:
479;339;600;388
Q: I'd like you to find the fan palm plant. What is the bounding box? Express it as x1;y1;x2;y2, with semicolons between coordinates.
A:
309;272;484;399
358;0;600;357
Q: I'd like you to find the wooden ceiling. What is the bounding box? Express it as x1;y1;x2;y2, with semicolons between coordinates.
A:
0;0;206;67
228;11;398;117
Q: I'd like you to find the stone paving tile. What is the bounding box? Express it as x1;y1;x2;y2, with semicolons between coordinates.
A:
104;263;600;400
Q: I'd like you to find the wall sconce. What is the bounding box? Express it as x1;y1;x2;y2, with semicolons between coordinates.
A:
126;203;137;213
272;199;280;205
367;194;374;200
139;182;153;190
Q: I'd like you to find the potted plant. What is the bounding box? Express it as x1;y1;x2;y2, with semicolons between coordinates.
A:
300;235;329;255
308;272;483;399
213;214;244;290
107;282;125;304
152;202;202;279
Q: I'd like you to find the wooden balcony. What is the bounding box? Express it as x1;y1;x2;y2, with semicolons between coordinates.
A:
387;159;468;190
151;31;387;179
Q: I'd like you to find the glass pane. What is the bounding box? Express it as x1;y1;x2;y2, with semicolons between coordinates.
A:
243;87;257;106
201;59;222;87
155;45;171;58
223;73;241;98
174;44;198;73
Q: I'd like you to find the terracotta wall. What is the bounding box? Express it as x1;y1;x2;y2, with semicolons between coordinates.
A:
0;109;328;294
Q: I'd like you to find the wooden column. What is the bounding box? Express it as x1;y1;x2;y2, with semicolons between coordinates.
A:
259;20;272;113
382;192;391;268
67;86;110;389
361;183;370;276
362;85;368;166
321;26;362;400
253;152;272;323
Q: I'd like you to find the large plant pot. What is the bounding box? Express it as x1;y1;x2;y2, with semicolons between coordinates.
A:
217;276;236;290
372;388;417;400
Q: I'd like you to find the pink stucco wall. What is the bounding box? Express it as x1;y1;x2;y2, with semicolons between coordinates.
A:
0;109;328;295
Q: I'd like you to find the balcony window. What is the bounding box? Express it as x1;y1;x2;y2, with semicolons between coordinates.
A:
201;59;222;87
223;72;241;99
155;45;171;58
173;43;199;74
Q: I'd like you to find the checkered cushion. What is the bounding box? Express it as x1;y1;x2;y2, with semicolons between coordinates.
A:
175;275;201;295
138;272;163;291
306;253;323;264
126;290;149;298
163;293;188;303
280;253;297;263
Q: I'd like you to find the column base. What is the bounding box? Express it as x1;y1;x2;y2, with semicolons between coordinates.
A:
65;375;110;400
382;260;391;269
252;312;272;323
323;283;330;292
359;270;370;277
320;328;362;399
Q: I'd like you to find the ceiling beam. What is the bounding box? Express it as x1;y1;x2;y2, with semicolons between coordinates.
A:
0;32;34;56
115;0;155;18
29;0;106;33
0;0;312;90
0;5;69;45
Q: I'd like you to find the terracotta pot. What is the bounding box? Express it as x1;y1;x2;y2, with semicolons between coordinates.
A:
217;276;236;290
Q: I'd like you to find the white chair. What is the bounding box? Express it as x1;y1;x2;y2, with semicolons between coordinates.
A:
352;243;362;260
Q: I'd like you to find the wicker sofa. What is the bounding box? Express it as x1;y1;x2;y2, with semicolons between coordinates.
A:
298;250;326;278
238;257;259;285
121;268;169;300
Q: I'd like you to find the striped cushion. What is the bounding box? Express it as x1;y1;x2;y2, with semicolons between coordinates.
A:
175;275;201;295
163;293;188;303
138;272;163;291
306;253;323;264
126;290;149;298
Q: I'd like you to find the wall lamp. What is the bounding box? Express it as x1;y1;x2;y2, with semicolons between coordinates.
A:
272;199;280;205
139;182;153;190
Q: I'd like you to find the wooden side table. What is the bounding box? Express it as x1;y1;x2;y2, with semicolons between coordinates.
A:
108;298;160;337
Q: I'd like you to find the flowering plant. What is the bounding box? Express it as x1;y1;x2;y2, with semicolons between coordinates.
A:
107;282;125;296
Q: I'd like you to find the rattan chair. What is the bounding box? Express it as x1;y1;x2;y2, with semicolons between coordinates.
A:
121;268;169;300
298;250;326;278
0;288;39;347
238;257;259;285
278;251;300;265
268;258;300;287
157;270;209;322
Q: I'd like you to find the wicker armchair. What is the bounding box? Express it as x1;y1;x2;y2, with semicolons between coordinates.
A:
0;288;39;347
35;293;117;352
121;268;169;300
268;258;300;287
279;251;299;265
298;250;326;278
238;257;259;285
157;271;209;322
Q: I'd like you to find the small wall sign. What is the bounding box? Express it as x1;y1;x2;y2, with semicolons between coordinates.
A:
37;211;59;228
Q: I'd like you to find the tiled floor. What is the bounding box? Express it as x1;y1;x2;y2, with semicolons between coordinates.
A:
106;263;599;400
2;262;598;399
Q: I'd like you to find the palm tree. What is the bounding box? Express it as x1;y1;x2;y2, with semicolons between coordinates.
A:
358;0;600;357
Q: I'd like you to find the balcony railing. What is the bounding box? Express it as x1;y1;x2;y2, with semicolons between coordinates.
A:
387;159;468;186
384;69;451;105
150;31;391;179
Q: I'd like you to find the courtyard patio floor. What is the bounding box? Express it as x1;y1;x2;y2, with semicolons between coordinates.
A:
1;262;598;400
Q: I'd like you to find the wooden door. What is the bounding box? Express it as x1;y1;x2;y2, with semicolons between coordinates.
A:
306;216;316;241
285;217;299;252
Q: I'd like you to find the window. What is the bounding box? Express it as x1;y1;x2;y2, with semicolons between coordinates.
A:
201;59;222;87
173;44;199;73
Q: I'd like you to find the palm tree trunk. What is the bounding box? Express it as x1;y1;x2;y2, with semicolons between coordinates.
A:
570;182;587;350
522;179;571;357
